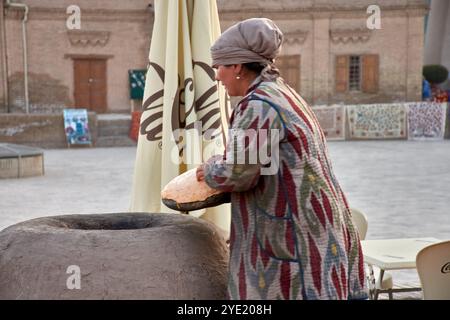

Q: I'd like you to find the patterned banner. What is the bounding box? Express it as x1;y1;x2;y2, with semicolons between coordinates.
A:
311;105;346;140
347;103;407;139
407;102;447;140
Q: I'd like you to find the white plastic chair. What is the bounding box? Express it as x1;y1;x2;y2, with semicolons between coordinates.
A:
350;208;368;240
350;208;394;299
416;240;450;300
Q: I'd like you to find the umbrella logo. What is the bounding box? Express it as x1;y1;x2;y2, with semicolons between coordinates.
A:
140;60;224;157
140;62;165;143
184;61;222;140
441;262;450;274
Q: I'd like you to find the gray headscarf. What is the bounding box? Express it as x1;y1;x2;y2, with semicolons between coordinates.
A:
211;18;284;81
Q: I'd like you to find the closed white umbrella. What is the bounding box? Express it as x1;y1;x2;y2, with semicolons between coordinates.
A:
130;0;231;233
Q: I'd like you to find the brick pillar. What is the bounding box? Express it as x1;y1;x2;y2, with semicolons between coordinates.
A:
312;13;330;105
406;9;427;102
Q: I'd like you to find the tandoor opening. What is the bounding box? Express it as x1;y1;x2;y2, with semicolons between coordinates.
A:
48;214;156;230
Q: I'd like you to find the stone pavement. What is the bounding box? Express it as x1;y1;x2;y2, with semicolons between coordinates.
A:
1;140;449;299
328;140;450;299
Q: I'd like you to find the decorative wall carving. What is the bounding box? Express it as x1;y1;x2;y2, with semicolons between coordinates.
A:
330;29;371;44
217;2;429;21
5;7;152;22
67;31;111;47
283;30;308;45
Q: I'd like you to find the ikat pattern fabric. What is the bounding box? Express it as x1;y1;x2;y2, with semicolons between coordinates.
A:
347;104;407;140
407;102;447;140
311;105;346;141
203;77;368;300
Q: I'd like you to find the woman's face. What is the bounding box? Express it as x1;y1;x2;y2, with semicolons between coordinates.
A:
215;64;242;97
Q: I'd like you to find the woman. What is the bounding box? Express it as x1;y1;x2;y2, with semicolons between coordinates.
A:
196;18;368;300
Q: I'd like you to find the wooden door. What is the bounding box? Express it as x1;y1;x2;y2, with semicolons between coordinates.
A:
74;60;91;108
74;59;107;113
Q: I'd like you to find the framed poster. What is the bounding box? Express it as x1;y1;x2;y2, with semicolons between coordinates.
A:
63;109;92;146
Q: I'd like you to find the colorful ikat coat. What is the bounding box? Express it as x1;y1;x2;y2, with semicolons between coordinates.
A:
204;77;368;300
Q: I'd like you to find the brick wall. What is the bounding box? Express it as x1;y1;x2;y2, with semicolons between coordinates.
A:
4;1;153;113
0;113;97;148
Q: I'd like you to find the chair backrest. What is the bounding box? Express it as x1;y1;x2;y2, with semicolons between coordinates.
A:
416;240;450;300
350;208;368;240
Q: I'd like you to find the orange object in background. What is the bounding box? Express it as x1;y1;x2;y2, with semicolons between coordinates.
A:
129;111;142;142
431;86;449;103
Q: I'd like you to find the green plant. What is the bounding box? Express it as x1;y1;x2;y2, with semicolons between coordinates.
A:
423;65;449;84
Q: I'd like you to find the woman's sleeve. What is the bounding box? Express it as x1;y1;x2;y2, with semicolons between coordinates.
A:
203;99;284;192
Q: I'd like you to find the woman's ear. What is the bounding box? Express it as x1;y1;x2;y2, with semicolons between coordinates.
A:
233;64;243;76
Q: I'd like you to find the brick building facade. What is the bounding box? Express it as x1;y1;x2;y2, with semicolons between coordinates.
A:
0;0;153;114
0;0;429;114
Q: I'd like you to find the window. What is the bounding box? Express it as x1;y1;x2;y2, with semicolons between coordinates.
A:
349;56;361;91
275;55;301;93
335;54;379;94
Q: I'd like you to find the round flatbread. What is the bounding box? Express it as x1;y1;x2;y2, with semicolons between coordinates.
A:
161;168;230;212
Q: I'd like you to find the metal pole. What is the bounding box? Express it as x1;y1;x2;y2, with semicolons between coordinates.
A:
0;1;9;112
5;0;29;113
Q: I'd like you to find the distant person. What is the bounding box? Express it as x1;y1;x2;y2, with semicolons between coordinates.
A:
422;77;432;101
196;18;368;300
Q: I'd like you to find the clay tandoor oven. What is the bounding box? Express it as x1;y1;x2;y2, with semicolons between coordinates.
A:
0;212;229;299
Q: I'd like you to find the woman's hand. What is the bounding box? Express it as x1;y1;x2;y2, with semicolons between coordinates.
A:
196;164;205;182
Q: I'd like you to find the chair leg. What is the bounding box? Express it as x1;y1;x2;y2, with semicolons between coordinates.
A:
366;264;377;300
373;269;385;300
388;291;393;300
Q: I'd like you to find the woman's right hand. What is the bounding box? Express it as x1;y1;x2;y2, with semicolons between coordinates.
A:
196;165;205;182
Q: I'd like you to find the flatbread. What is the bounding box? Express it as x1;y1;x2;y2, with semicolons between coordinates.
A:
161;168;230;212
